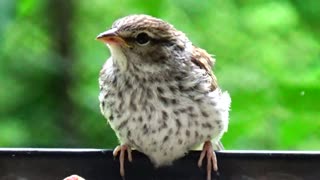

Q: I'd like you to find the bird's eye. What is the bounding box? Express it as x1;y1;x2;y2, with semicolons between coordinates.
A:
136;32;150;46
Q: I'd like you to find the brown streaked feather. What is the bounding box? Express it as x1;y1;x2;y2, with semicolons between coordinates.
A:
113;14;175;38
191;46;218;91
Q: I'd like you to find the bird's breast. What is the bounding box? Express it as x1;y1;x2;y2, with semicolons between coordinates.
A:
99;70;229;166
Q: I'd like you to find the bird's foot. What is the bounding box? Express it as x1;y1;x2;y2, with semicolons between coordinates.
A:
113;144;132;179
198;141;218;180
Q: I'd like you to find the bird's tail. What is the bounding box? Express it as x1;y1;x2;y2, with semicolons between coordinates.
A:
214;141;224;150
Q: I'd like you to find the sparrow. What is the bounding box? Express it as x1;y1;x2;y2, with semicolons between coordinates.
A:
97;14;231;180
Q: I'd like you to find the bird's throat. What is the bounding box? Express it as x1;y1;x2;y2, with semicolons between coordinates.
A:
108;45;128;71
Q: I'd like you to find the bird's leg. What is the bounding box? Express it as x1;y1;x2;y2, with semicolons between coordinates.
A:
113;144;132;178
198;141;218;180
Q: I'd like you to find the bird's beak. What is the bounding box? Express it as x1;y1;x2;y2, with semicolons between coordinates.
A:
96;28;129;47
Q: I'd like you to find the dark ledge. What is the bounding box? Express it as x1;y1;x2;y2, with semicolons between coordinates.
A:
1;148;320;180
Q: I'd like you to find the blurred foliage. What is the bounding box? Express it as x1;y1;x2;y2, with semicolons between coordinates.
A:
0;0;319;150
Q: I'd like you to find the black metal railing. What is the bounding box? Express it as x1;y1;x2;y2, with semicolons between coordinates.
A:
1;148;320;180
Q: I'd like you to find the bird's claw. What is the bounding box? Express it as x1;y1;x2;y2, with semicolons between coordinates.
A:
198;141;218;180
113;144;132;178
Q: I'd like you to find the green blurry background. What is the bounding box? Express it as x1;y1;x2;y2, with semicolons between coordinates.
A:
0;0;319;150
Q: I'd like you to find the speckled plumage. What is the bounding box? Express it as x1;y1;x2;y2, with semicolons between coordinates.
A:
98;14;231;171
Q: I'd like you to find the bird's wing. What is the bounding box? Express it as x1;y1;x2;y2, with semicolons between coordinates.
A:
190;46;218;91
191;46;225;150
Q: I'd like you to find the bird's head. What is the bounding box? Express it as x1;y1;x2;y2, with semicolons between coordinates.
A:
97;14;190;72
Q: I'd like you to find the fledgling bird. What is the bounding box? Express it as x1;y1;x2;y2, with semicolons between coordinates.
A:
97;14;231;180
